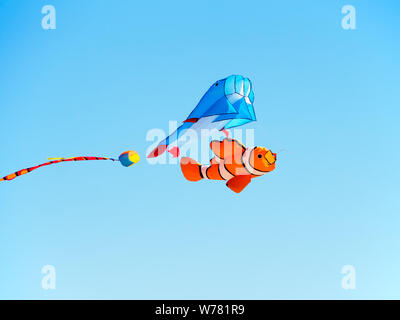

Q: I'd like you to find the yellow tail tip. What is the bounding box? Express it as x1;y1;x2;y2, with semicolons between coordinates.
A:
48;157;64;160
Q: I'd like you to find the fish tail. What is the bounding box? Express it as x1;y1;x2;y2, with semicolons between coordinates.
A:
147;144;168;158
180;157;203;182
147;122;194;158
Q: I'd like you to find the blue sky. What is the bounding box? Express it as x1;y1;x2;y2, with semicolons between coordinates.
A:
0;0;399;299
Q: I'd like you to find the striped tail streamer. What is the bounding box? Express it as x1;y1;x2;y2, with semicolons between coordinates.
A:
0;156;118;182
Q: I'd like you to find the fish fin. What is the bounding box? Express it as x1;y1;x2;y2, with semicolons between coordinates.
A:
210;157;219;165
210;140;223;158
168;146;180;158
210;138;246;160
180;157;203;182
226;175;252;193
221;129;229;137
147;145;168;158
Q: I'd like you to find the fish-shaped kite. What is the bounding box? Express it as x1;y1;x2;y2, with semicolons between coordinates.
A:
0;151;140;182
180;138;276;193
148;75;256;158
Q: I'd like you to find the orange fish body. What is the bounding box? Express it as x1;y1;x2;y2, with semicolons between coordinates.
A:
180;138;277;193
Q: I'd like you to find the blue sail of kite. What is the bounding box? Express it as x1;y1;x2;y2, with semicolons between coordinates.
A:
148;75;256;158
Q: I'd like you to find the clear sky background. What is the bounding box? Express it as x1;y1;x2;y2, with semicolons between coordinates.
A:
0;0;399;299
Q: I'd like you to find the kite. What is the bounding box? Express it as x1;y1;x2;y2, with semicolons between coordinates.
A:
0;150;140;182
180;138;276;193
148;75;256;158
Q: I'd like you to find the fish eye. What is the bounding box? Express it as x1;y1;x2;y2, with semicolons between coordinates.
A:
215;83;219;86
257;154;262;158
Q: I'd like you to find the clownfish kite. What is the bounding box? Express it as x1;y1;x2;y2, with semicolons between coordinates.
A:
180;138;277;193
148;75;256;158
0;151;140;182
